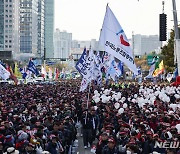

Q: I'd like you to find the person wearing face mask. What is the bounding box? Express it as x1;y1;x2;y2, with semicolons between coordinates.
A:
46;135;64;154
142;130;154;154
96;132;108;154
102;137;120;154
0;142;3;154
126;143;138;154
24;143;36;154
116;131;129;153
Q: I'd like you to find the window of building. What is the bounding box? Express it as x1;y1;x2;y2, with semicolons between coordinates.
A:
5;40;8;43
9;40;12;43
5;45;8;48
9;45;11;48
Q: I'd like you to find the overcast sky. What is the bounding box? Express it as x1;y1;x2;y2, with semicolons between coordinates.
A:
55;0;180;41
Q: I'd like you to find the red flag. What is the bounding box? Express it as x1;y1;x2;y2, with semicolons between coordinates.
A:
6;64;18;85
55;68;59;81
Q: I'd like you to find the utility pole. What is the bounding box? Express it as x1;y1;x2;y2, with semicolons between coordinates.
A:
172;0;180;75
44;48;46;80
132;31;135;58
172;0;179;40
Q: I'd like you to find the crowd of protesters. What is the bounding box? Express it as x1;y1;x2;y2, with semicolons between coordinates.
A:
0;81;82;154
0;80;179;154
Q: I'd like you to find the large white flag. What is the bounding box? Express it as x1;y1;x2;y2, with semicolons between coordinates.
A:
41;66;47;79
79;48;95;92
79;77;89;92
0;63;10;80
49;68;53;79
99;5;138;75
92;52;102;86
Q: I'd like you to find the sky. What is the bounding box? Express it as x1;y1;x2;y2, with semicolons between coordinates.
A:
55;0;180;41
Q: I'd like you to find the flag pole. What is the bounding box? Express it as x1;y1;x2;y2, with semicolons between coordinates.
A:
85;79;92;125
85;47;93;124
44;48;46;80
86;81;92;109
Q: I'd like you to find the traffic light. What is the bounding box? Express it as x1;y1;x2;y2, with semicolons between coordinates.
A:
159;13;167;41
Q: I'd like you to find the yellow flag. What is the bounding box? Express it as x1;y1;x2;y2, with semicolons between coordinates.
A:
14;62;22;78
153;60;164;77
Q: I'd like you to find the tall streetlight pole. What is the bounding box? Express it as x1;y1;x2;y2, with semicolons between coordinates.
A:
172;0;179;40
132;31;135;58
172;0;180;75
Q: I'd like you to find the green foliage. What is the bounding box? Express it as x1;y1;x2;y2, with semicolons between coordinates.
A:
54;63;67;71
161;29;175;72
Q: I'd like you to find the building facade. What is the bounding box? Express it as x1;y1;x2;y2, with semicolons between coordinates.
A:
44;0;54;58
54;29;72;59
37;0;45;57
132;34;162;56
0;0;46;61
0;0;19;60
0;0;4;51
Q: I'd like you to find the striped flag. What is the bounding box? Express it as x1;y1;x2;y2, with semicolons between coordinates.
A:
153;60;165;77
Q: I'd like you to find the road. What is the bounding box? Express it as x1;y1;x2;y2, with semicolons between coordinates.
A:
76;136;94;154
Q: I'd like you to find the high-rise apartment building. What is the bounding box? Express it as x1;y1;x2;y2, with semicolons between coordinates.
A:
54;29;72;59
44;0;54;58
0;0;48;61
19;0;38;58
0;0;19;60
132;34;162;56
0;0;4;51
38;0;45;57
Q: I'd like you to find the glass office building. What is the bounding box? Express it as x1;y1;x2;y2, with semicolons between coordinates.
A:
44;0;54;58
0;0;45;60
38;0;45;57
0;0;20;60
0;0;4;51
19;0;38;54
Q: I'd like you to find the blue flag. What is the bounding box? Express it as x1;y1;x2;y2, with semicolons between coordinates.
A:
137;67;142;75
173;68;178;79
118;61;124;75
27;60;39;76
75;48;87;76
0;61;6;68
19;68;27;79
106;60;123;81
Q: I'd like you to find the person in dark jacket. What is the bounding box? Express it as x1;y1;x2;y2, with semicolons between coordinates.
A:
46;135;64;154
81;110;92;149
89;107;99;145
102;137;120;154
0;142;3;154
96;132;108;154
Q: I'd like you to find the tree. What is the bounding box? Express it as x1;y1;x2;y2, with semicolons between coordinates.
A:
161;29;175;72
54;63;68;71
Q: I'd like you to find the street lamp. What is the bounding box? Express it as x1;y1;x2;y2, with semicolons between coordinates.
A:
172;0;180;75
